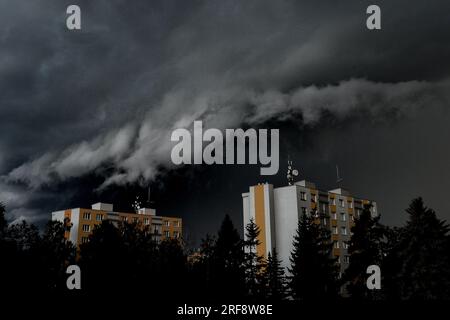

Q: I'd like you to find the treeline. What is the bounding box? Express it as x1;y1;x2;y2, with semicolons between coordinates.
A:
0;198;450;300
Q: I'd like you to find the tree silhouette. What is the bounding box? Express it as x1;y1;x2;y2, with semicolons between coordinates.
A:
79;220;126;292
188;234;216;300
120;221;158;290
381;225;403;299
210;214;246;300
264;248;286;301
343;203;386;300
289;213;339;300
243;218;265;299
38;220;76;290
79;220;187;298
0;202;6;234
6;220;40;250
0;202;13;291
384;198;450;299
157;238;188;299
2;197;450;301
2;220;41;292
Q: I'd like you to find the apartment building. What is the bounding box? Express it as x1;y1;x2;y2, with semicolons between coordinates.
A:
242;181;378;275
51;202;182;246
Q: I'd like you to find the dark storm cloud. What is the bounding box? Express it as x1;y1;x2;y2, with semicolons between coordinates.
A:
1;0;450;226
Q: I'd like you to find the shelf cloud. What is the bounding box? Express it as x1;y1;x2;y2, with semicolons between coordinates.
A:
1;0;450;226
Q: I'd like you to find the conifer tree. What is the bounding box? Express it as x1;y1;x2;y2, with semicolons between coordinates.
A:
211;214;246;300
343;203;386;300
243;218;265;299
265;248;286;301
289;213;339;300
189;234;216;299
385;198;450;299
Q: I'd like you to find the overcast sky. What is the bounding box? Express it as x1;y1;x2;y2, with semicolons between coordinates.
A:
1;0;450;243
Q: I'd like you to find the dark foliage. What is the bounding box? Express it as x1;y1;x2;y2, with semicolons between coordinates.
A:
383;198;450;299
263;248;287;301
0;207;75;293
79;221;187;299
343;203;386;300
207;214;246;300
288;213;339;300
243;218;265;299
1;197;450;301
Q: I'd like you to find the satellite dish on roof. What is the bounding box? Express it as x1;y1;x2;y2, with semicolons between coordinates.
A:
287;158;299;185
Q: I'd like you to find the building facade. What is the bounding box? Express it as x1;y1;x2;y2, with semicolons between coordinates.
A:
242;181;378;275
52;202;182;246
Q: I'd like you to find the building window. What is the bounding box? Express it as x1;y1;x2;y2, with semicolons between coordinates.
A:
301;207;307;215
332;226;338;235
164;230;170;237
320;202;327;212
356;208;361;217
173;231;180;239
344;256;350;264
311;194;317;203
348;201;353;209
344;242;349;250
144;218;150;225
332;213;337;220
83;212;91;220
82;224;90;232
81;237;89;244
322;218;327;226
133;217;138;223
96;214;103;221
331;198;336;205
174;221;180;227
340;213;346;222
341;226;347;235
164;220;170;227
300;192;307;201
334;241;340;249
339;199;345;208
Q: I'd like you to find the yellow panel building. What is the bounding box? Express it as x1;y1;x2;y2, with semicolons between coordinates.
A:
51;202;182;246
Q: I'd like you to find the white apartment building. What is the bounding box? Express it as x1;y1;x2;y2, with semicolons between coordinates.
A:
242;181;378;274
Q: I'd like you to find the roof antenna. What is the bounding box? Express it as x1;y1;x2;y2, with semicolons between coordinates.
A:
336;165;344;186
146;185;155;208
287;156;299;186
132;196;142;213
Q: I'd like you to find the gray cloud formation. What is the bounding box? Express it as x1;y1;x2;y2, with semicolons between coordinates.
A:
1;0;450;224
5;78;450;191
